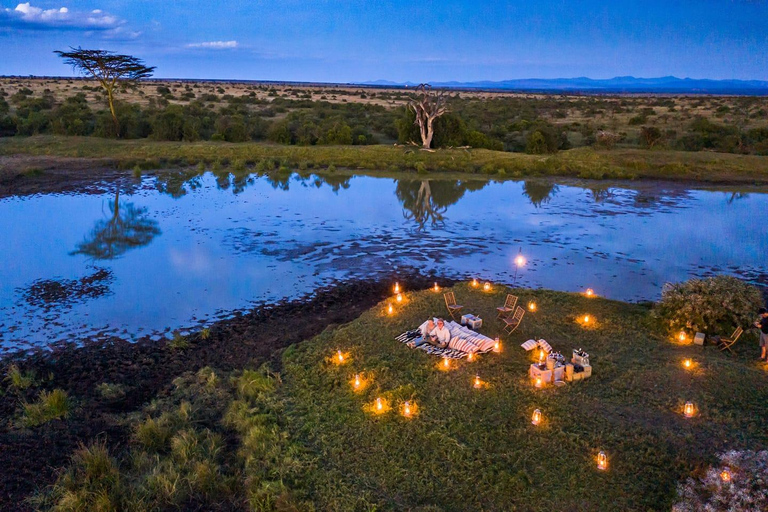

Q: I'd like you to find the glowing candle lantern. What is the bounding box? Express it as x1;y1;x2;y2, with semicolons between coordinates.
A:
443;357;450;369
683;359;692;369
597;451;608;471
538;353;545;365
531;409;542;426
354;374;361;390
403;401;412;417
720;469;731;482
483;282;491;291
394;282;400;294
585;288;595;297
471;278;479;287
474;375;482;389
535;376;543;388
433;282;439;292
493;338;501;353
396;293;403;303
467;352;474;362
678;331;687;343
337;350;344;363
388;303;393;315
528;302;537;312
582;314;591;325
376;397;383;411
684;401;695;418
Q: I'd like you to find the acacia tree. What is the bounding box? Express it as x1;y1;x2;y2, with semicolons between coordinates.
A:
55;47;155;137
408;84;448;149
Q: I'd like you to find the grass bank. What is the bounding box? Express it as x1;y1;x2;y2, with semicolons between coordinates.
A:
2;135;768;184
32;283;768;511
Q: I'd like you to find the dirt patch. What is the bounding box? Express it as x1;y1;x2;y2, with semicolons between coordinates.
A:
0;273;445;510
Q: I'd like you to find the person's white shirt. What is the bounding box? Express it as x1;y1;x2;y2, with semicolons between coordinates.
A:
430;324;451;346
420;320;435;338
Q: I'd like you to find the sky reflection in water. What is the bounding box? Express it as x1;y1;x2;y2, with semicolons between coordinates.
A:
0;172;765;352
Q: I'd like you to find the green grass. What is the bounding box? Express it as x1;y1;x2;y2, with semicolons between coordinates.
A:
278;283;768;510
35;285;768;510
22;389;71;427
3;135;768;184
3;364;36;391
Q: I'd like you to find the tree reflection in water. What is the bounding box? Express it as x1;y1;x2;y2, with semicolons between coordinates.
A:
73;189;161;260
396;179;486;229
522;180;558;208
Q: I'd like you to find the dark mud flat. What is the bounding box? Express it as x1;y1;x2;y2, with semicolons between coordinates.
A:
0;274;443;510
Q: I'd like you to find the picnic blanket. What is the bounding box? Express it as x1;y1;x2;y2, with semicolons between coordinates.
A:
395;320;496;359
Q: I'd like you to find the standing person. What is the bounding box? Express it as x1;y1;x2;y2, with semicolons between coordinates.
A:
755;308;768;361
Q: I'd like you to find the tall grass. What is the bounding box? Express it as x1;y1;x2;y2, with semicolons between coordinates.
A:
22;389;70;427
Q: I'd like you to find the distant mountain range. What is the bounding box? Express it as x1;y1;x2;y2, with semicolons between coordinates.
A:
363;76;768;95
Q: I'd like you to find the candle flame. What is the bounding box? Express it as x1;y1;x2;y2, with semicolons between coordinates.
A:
394;282;400;293
684;401;695;418
532;409;542;426
474;375;481;389
396;293;403;303
720;469;731;482
597;451;608;470
483;282;491;291
535;377;542;388
585;288;594;297
376;398;383;410
528;302;537;311
388;303;393;315
494;338;501;353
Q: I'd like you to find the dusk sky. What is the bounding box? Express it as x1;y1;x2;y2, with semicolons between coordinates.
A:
1;0;766;82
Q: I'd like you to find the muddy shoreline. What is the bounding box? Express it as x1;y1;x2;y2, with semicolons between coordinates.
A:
0;274;445;510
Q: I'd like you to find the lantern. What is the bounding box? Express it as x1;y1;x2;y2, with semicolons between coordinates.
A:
471;278;479;287
354;374;361;390
403;401;412;417
597;451;608;470
678;331;687;342
585;288;594;297
683;359;692;369
394;282;400;294
337;350;344;363
433;282;439;292
531;409;542;426
515;254;526;267
582;314;591;324
443;357;450;369
467;352;474;362
376;397;383;411
483;282;491;291
684;401;695;418
528;302;537;312
493;338;501;353
720;469;731;482
396;293;403;303
388;303;393;315
474;375;482;389
535;376;543;388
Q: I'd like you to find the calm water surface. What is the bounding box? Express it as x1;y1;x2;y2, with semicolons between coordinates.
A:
1;172;765;352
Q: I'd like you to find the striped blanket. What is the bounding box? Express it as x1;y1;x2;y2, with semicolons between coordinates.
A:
395;320;496;359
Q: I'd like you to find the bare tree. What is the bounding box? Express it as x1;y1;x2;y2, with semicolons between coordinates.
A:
409;84;448;149
55;47;155;137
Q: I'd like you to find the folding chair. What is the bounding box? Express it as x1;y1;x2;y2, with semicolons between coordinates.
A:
718;326;744;354
502;306;525;334
496;294;518;319
444;291;464;320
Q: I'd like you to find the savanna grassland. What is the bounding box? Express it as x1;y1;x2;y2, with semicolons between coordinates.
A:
1;77;768;185
9;283;767;511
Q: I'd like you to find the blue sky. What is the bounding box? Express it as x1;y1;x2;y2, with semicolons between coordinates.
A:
1;1;766;82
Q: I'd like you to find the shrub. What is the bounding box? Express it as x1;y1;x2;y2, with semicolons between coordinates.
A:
232;368;276;400
654;276;764;335
673;450;768;512
167;332;190;350
23;389;70;427
4;364;35;391
97;382;126;401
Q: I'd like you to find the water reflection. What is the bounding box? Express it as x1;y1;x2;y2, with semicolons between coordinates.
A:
72;189;162;260
396;180;487;229
522;180;558;208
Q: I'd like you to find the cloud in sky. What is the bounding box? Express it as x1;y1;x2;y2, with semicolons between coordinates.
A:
186;40;239;50
0;2;125;32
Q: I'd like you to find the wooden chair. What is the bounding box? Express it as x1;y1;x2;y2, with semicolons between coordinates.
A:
496;294;519;319
444;291;463;320
502;306;525;334
718;326;744;354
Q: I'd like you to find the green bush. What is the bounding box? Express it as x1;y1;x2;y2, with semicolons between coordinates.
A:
654;276;764;335
23;389;71;427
